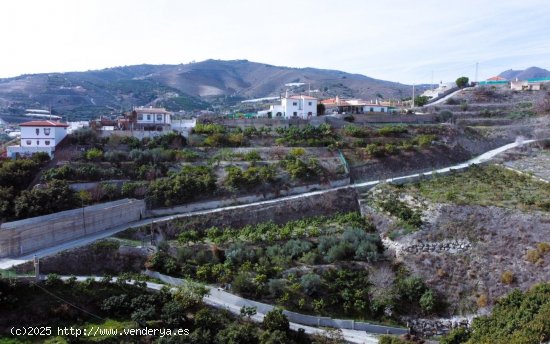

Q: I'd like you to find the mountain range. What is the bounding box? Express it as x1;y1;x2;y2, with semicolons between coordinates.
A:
0;60;417;120
498;66;550;80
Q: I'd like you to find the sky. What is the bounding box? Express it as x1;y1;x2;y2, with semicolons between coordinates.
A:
1;0;549;84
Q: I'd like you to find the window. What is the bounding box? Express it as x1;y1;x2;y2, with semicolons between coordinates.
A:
308;102;312;106
138;114;143;121
26;140;31;146
36;140;40;145
147;115;151;120
381;108;385;112
293;102;298;106
36;128;40;135
157;115;162;121
308;112;312;116
370;108;374;112
45;140;50;146
44;128;51;136
276;112;282;117
293;112;297;116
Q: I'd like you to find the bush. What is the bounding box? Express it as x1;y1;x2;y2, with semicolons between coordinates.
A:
365;143;386;158
300;273;321;296
147;165;216;207
244;150;261;162
397;276;427;303
419;290;436;313
378;125;407;136
500;271;515;284
225;242;256;265
193;123;226;135
262;308;289;333
85;147;104;161
440;327;471;344
456;76;469;88
415;134;437;148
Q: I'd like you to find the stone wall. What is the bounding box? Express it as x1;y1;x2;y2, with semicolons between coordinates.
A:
0;199;145;258
405;317;471;337
403;240;472;255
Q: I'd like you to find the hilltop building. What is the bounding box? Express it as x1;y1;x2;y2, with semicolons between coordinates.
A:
6;120;69;158
118;106;173;131
257;95;317;119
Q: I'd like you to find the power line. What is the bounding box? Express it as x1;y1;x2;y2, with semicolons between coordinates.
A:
32;281;105;321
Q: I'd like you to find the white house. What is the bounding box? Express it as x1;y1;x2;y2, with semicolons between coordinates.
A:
7;120;69;158
258;95;317;119
134;106;172;126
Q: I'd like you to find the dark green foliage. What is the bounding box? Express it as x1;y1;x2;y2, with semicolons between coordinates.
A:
215;322;260;344
147;165;216;207
70;127;99;145
440;327;471;344
323;269;372;316
263;308;289;332
275;124;336;147
464;283;550;344
378;195;423;229
300;273;322;296
455;76;469;88
14;180;79;219
0;154;50;219
378;125;408;136
414;95;430;107
319;228;383;263
224;165;275;190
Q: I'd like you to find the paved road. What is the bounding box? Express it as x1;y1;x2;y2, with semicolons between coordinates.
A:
425;86;474;106
62;276;379;344
0;138;538;270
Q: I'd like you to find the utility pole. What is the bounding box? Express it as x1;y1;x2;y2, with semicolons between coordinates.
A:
412;84;415;109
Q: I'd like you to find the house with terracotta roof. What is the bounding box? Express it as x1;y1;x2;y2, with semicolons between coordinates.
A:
479;76;508;85
7;120;69;158
257;95;317;119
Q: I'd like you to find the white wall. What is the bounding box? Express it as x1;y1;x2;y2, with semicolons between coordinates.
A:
20;126;67;147
136;112;171;124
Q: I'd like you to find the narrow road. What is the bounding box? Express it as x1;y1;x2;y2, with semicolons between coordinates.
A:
425;86;474;106
61;276;379;344
0;138;538;270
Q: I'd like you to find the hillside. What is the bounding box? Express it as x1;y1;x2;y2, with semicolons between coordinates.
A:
0;60;416;121
498;66;550;80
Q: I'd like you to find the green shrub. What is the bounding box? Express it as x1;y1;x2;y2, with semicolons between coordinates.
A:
300;273;321;296
193;123;226;135
378;125;407;136
85;147;104;161
365;143;386;157
244;150;261;162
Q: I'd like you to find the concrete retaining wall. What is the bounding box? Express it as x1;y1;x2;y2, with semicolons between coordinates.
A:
0;199;145;258
151;187;359;239
149;178;350;217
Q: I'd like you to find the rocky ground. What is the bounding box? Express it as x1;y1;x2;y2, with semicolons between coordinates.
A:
362;183;550;316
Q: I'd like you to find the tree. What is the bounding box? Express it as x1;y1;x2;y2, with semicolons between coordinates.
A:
262;308;289;333
456;76;469;88
414;95;430;107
